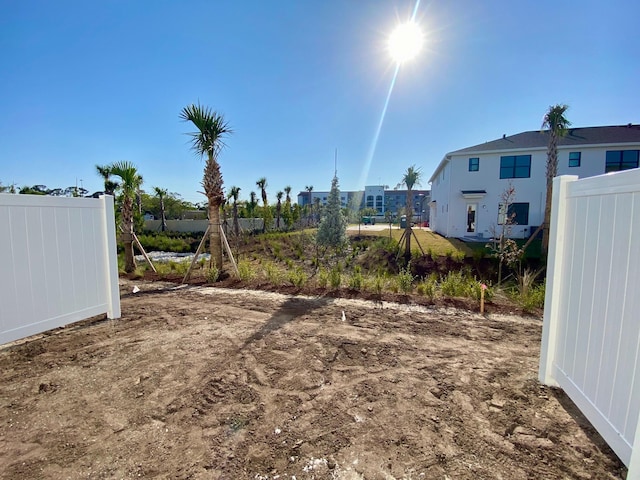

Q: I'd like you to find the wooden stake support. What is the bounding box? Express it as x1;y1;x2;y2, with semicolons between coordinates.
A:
182;224;239;283
133;232;157;273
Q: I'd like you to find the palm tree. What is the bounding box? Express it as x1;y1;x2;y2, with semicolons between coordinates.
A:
256;177;268;232
153;187;168;232
401;165;422;259
180;103;232;270
95;164;119;196
284;185;292;204
109;161;143;273
541;104;571;257
249;191;258;232
305;185;313;225
275;191;283;229
228;186;241;237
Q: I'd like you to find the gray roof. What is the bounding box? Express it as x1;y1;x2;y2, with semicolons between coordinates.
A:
449;124;640;155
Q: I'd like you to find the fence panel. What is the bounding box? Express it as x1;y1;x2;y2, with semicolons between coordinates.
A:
0;194;120;345
539;169;640;475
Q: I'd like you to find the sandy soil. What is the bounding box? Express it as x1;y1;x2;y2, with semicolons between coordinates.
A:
0;279;626;479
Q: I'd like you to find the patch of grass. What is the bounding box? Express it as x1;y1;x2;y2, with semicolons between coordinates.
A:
288;267;308;288
348;266;364;291
347;227;471;257
440;271;471;298
416;274;438;300
329;266;342;289
317;268;329;288
263;262;284;285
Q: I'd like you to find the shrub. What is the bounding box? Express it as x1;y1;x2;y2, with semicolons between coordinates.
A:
519;281;545;313
396;265;414;293
205;266;220;283
416;274;438;300
440;271;469;297
288;267;307;288
329;266;342;289
264;262;283;285
237;260;255;281
317;268;329;288
348;266;364;291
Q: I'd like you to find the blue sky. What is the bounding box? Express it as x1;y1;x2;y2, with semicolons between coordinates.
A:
1;0;639;204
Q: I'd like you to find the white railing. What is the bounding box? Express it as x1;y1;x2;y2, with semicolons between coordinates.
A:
539;169;640;476
0;194;120;345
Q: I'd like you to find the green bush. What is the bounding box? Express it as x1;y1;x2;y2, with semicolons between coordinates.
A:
440;271;470;297
348;266;364;291
237;260;255;281
416;274;438;300
263;262;283;285
396;265;414;293
136;234;191;253
205;266;220;283
288;267;308;288
317;268;329;288
329;266;342;289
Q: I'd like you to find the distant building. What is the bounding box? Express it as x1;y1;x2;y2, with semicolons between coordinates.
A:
297;185;431;223
428;124;640;239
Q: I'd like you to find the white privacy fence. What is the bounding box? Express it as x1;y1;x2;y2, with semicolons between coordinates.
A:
539;169;640;476
0;194;120;345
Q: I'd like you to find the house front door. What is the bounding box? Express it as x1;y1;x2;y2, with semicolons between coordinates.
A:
466;204;477;233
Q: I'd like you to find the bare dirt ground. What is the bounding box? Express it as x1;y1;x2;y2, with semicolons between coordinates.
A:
0;279;626;479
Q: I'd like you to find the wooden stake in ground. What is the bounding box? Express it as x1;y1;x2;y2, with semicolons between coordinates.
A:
182;224;239;283
132;232;157;273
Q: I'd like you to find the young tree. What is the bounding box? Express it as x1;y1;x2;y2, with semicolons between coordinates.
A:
401;165;422;258
305;185;313;225
316;174;348;256
248;191;258;232
180;102;232;270
487;183;523;285
541;104;571;258
228;186;241;237
282;186;293;230
153;187;168;231
108;161;143;273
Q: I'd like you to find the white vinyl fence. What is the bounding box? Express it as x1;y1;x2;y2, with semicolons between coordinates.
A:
0;194;120;345
539;169;640;476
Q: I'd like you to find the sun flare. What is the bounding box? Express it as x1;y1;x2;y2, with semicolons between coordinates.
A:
388;21;424;63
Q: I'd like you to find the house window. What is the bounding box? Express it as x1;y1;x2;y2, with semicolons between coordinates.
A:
498;202;530;225
569;152;581;167
366;195;374;208
500;155;531;179
469;157;479;171
605;150;639;173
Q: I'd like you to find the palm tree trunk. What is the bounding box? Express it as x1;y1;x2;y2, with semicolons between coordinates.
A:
405;194;413;258
209;202;223;269
123;196;136;273
233;203;239;237
160;198;167;232
542;131;558;258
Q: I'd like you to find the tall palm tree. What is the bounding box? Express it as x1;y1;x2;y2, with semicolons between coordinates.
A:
249;191;258;232
228;186;241;237
153;187;168;232
305;185;313;225
95;164;119;196
180;103;232;270
541;104;571;257
401;165;422;259
275;191;283;229
109;161;143;273
256;177;268;232
284;185;292;204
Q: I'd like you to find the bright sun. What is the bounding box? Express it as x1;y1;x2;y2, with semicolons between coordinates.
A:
388;21;424;63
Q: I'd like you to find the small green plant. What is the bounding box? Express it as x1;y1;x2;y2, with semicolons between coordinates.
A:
288;267;308;288
168;260;189;275
416;274;438;300
317;268;329;288
440;271;469;297
264;262;283;285
348;266;364;291
396;265;414;293
205;266;220;283
329;266;342;289
237;259;255;281
452;250;466;262
519;281;545;313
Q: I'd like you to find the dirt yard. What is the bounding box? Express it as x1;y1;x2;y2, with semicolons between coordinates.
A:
0;279;626;479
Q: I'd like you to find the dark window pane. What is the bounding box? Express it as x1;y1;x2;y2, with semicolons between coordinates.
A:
569;152;581;167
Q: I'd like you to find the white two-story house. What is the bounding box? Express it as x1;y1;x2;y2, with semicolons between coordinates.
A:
428;124;640;239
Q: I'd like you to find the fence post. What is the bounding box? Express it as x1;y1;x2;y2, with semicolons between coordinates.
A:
101;195;121;319
538;175;578;386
